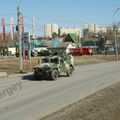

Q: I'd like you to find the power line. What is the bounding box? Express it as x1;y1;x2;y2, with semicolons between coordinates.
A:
23;15;112;28
0;13;16;17
23;15;86;24
24;24;44;32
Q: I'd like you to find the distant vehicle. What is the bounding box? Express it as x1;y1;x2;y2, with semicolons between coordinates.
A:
38;50;50;56
31;49;38;57
81;47;95;55
31;47;48;57
69;48;83;56
88;48;93;55
33;55;74;80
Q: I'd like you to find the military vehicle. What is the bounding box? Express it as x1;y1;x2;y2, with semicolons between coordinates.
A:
33;55;74;80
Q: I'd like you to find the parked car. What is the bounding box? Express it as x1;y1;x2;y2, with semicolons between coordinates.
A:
69;48;82;56
31;49;38;57
38;50;50;56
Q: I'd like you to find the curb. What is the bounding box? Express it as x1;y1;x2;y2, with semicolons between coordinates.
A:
8;72;33;78
0;72;8;78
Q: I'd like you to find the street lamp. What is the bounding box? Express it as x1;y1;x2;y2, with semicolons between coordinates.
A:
113;8;120;61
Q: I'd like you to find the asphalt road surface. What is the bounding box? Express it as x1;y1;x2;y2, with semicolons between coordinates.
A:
0;61;120;120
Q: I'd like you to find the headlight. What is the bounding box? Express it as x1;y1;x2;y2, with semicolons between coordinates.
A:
34;68;43;73
34;68;38;72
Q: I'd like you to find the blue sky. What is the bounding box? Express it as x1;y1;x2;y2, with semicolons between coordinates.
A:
0;0;120;35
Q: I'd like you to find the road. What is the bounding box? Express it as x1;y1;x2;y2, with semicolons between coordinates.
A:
0;61;120;120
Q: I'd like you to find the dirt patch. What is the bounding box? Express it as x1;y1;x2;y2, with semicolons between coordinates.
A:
40;81;120;120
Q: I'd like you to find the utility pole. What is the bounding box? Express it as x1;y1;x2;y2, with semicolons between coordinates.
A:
113;8;120;61
114;26;119;60
17;6;23;73
10;18;14;40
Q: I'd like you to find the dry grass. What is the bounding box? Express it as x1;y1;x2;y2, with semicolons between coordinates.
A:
0;57;40;75
0;55;118;75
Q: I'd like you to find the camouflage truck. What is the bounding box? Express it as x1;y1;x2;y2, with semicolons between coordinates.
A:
33;55;74;80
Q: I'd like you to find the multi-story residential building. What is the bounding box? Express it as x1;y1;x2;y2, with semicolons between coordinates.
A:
44;24;58;38
83;23;107;36
96;27;107;33
59;27;81;37
84;23;98;33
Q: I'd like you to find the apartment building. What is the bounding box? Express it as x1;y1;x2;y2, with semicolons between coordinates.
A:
59;27;81;37
44;24;58;38
83;23;107;35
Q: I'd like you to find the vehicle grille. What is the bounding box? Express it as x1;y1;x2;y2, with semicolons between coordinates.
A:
35;68;43;73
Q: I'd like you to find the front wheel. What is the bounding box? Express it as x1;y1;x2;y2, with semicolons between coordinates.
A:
34;72;42;80
51;69;58;80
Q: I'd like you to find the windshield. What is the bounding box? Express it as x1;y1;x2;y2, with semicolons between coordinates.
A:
50;58;59;64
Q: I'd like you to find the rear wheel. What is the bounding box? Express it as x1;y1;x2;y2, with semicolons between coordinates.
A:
51;69;58;80
67;66;73;77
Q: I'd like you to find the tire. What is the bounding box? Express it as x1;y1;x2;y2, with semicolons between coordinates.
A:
67;66;73;77
51;69;58;80
71;65;74;71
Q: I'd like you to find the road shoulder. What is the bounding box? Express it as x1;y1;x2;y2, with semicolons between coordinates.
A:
0;72;8;78
40;81;120;120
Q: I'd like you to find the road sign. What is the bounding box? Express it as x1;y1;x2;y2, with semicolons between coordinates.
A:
22;32;29;42
21;32;31;60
